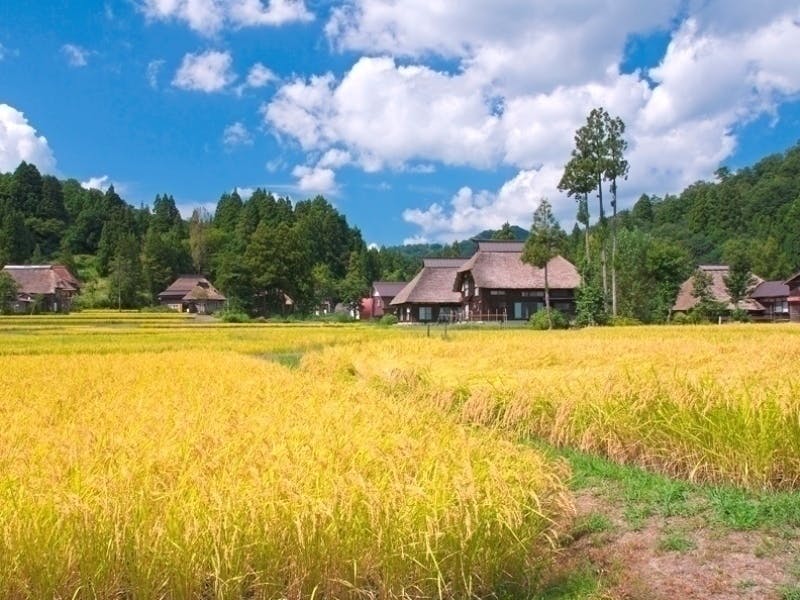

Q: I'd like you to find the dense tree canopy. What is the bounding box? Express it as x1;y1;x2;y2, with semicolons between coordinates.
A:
1;142;799;316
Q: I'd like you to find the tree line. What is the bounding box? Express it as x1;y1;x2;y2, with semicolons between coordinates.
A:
0;163;419;313
2;129;800;319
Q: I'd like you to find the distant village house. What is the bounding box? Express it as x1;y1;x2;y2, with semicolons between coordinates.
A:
158;276;226;314
787;271;800;323
1;265;80;313
670;265;800;322
391;258;466;323
750;280;791;321
454;241;580;321
388;241;581;323
360;281;408;319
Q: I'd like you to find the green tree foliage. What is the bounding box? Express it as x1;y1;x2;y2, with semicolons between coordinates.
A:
0;271;18;314
722;239;755;309
574;280;606;327
189;208;212;274
10;161;43;214
0;204;33;264
522;199;565;329
109;233;143;309
214;191;243;234
605;114;629;317
245;221;311;315
689;269;725;322
311;263;338;308
339;250;370;307
151;194;183;235
141;226;181;301
564;110;609;300
2;139;800;319
614;229;690;323
491;222;516;240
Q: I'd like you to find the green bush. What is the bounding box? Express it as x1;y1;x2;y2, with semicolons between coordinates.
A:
609;316;643;327
139;305;177;313
218;310;251;323
529;308;569;330
379;314;398;326
730;308;751;323
671;312;689;325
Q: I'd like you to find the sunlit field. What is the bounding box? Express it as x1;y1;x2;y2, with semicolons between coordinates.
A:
0;313;569;599
1;313;799;598
327;324;800;490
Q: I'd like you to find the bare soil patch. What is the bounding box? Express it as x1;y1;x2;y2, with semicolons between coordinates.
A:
548;490;800;599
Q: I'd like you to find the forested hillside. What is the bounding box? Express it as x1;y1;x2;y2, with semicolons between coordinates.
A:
389;145;800;323
1;143;799;317
0;163;417;312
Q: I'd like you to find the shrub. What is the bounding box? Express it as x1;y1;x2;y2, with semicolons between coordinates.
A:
529;308;569;330
139;305;177;313
217;309;251;323
379;314;398;326
333;312;355;323
574;283;607;326
730;308;751;323
609;316;643;327
671;312;689;325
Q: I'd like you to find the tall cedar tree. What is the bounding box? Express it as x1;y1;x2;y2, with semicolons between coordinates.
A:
561;107;628;317
558;155;594;264
605;115;629;317
522;199;564;329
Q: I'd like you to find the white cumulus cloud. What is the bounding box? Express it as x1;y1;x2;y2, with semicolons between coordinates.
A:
0;104;56;173
140;0;312;36
292;164;337;194
264;3;800;241
80;175;111;191
173;50;236;92
246;62;276;87
236;62;278;95
222;121;253;147
265;56;503;171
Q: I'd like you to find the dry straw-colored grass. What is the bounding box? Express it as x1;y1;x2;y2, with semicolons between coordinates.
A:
0;315;571;599
316;324;800;491
4;314;797;598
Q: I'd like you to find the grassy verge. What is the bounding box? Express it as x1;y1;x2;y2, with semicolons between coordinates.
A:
532;442;800;599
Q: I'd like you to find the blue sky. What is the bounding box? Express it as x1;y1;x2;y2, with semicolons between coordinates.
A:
1;1;799;246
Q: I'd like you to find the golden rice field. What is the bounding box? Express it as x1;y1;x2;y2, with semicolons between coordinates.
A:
1;312;799;598
0;313;568;599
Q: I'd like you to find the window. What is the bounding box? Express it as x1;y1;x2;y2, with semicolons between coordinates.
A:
419;306;433;321
439;307;452;321
521;291;541;298
489;290;506;296
774;300;789;314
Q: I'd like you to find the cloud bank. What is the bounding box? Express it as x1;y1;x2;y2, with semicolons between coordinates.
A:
262;1;800;241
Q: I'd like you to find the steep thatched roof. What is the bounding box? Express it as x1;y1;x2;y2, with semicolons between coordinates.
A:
455;243;580;291
785;271;800;288
159;275;226;301
750;280;789;299
182;285;226;301
672;265;764;312
372;281;407;298
390;258;465;305
2;265;79;295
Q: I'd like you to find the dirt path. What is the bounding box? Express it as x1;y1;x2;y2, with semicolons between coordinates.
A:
550;490;800;599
